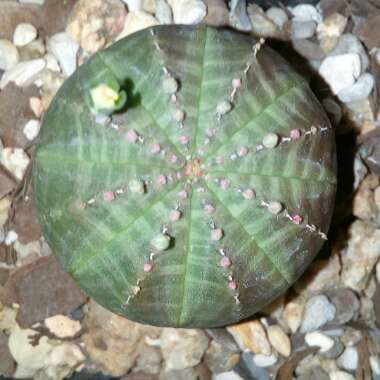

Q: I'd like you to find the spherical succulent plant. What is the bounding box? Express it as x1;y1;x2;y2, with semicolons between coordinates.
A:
32;24;337;328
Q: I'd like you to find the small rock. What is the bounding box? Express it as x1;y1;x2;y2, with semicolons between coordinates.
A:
5;230;18;246
0;59;46;90
356;14;380;50
290;4;322;23
44;315;82;339
227;320;271;355
252;353;278;367
6;255;87;327
0;168;16;203
370;355;380;375
341;327;362;347
281;294;305;333
0;196;12;228
329;370;355;380
292;38;325;61
340;220;380;292
0;331;15;377
320;338;345;359
18;38;45;61
134;344;162;375
300;295;336;333
0;39;19;71
155;0;173;24
305;331;335;352
266;325;291;357
8;327;85;379
337;346;358;371
117;11;158;39
84;300;161;377
203;0;229;27
317;13;347;39
123;0;142;11
47;32;79;78
29;97;44;118
0;147;30;180
13;23;37;47
297;366;329;380
160;328;209;371
230;0;252;31
204;339;240;373
66;0;127;54
23;119;40;141
326;288;360;325
319;53;361;95
168;0;207;24
266;7;288;28
329;34;369;73
337;73;375;103
291;20;317;39
213;372;245;380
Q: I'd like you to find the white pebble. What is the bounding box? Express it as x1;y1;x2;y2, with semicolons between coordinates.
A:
122;0;142;11
329;371;355;380
0;39;19;71
213;372;245;380
305;331;335;352
47;32;79;77
156;0;173;24
162;76;178;94
370;355;380;375
301;294;336;332
337;346;358;371
5;230;18;246
319;53;361;95
267;201;283;215
23;119;40;141
44;53;61;72
266;7;288;28
253;353;278;367
216;100;232;115
0;59;46;90
0;147;30;180
13;23;38;47
168;0;207;24
317;13;347;39
337;73;375;103
290;4;322;23
291;20;317;39
262;132;279;149
267;325;291;357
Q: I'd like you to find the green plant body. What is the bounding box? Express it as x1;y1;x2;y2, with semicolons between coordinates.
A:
32;25;337;328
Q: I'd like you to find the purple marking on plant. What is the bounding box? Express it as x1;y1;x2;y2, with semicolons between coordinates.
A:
211;228;224;241
103;191;115;202
291;214;303;225
243;189;256;200
290;128;301;140
170;209;182;222
157;175;167;186
179;189;188;199
204;204;215;215
228;280;237;290
238;146;249;157
179;135;190;145
206;128;216;137
150;143;161;154
197;187;205;193
232;78;242;88
216;156;224;165
144;262;153;272
220;179;231;190
126;130;138;143
220;256;232;268
170;154;178;163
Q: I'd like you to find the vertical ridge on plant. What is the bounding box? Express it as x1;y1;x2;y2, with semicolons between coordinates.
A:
33;25;337;328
